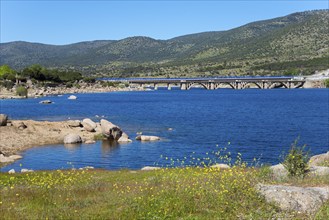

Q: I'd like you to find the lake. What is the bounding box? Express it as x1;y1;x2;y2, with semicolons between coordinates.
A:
1;88;328;171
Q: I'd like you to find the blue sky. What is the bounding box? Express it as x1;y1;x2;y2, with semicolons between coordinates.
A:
1;0;328;45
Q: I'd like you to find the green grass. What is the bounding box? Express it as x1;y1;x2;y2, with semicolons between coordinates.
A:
1;166;328;219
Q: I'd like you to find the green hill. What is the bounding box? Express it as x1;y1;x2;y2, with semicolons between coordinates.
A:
1;9;328;77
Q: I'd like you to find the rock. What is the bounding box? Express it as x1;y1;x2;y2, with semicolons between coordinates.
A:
0;154;22;163
9;155;22;160
210;163;230;169
21;168;33;173
17;122;27;130
68;95;77;100
141;166;160;171
82;122;95;132
100;119;123;141
256;184;329;214
63;134;82;144
136;135;160;141
0;114;8;126
82;118;97;132
8;169;15;174
168;128;173;131
39;100;52;104
118;132;132;143
309;151;329;166
67;120;81;127
309;166;329;176
0;154;12;163
85;140;96;144
136;132;143;135
79;166;94;170
270;164;288;179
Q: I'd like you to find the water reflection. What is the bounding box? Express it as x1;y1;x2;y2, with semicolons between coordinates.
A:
101;140;119;154
64;143;82;151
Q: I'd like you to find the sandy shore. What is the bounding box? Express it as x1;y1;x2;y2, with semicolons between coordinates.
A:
0;119;102;156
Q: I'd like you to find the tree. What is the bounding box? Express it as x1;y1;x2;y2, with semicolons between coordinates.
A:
0;65;17;80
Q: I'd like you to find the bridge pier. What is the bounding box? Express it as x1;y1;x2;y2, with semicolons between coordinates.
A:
209;81;215;90
180;81;187;90
167;83;172;90
154;83;158;90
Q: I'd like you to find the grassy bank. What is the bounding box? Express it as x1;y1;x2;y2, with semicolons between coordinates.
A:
1;167;328;219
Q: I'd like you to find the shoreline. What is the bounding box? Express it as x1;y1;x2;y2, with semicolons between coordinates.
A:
0;119;103;157
1;72;328;99
0;83;144;99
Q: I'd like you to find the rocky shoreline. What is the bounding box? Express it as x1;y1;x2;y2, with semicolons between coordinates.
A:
0;81;144;99
0;115;161;165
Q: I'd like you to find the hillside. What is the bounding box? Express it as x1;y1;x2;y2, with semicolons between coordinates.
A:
0;9;328;77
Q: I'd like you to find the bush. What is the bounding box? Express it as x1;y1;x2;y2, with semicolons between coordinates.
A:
324;79;329;88
0;80;15;89
283;139;309;178
16;86;28;97
83;77;96;83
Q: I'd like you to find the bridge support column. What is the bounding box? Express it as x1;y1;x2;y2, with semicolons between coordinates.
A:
180;82;187;90
167;83;171;90
235;82;241;89
154;83;158;90
209;82;215;90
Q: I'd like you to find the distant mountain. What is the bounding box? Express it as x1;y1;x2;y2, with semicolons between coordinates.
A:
1;9;328;77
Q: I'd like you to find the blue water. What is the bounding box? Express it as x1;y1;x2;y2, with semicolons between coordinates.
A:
1;88;328;171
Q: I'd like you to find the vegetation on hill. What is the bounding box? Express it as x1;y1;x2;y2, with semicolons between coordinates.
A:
0;10;328;77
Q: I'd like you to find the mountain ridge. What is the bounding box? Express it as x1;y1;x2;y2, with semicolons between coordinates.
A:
1;9;328;77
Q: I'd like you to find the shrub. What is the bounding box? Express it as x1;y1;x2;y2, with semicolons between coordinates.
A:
16;86;28;97
65;82;73;88
94;133;105;140
324;79;329;88
83;77;96;83
73;83;81;89
0;80;15;89
283;139;309;178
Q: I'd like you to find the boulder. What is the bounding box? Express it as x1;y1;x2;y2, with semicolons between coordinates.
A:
136;135;160;141
9;155;22;160
256;184;329;214
68;95;77;100
309;151;329;166
8;169;15;174
210;163;230;169
79;166;94;170
100;119;123;141
0;114;8;126
67;120;81;127
21;168;33;173
39;100;52;104
82;118;97;132
118;132;132;143
82;122;95;132
309;166;329;176
270;164;288;179
0;154;12;163
63;134;82;144
0;154;22;163
141;166;160;171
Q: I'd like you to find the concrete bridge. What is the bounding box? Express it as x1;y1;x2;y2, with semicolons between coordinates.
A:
127;77;305;90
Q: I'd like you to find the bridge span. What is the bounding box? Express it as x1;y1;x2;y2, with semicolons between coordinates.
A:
126;77;305;90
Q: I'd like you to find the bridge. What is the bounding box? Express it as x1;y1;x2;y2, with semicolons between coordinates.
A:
126;77;305;90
